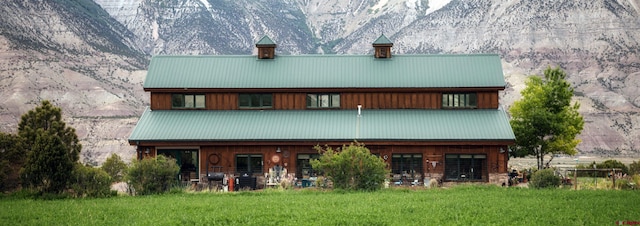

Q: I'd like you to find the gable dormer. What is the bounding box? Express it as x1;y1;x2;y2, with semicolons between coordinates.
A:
372;34;393;58
256;35;277;59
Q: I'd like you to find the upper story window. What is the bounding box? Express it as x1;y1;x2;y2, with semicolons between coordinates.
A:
172;94;205;109
442;93;477;108
307;94;340;108
239;94;272;108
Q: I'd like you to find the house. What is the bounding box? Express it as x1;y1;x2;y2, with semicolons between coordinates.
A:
128;35;516;188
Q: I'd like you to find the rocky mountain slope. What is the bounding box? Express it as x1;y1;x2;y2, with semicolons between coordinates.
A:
1;0;639;165
0;0;148;164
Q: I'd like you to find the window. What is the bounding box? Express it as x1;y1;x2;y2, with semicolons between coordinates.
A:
444;154;486;181
172;94;205;109
391;154;423;179
239;94;272;108
307;93;340;108
157;149;199;182
296;154;320;179
442;93;477;108
379;48;387;57
236;154;263;174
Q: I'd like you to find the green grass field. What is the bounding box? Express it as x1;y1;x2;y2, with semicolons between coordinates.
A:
1;186;638;225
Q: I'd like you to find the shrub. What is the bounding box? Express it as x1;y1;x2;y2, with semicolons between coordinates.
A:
126;155;180;195
70;164;114;198
101;153;128;182
629;160;640;176
615;179;633;190
631;175;640;189
0;133;25;192
598;160;629;175
529;168;561;189
577;160;630;177
311;143;389;191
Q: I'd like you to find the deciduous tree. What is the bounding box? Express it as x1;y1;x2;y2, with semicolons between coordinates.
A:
101;153;128;182
509;67;584;169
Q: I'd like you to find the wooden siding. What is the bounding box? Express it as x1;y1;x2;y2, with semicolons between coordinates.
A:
208;93;238;110
149;91;500;110
477;91;499;109
273;93;306;110
341;92;499;109
156;144;509;181
150;93;172;110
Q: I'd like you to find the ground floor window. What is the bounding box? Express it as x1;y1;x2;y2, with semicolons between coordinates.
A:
236;154;263;174
391;154;423;180
296;154;320;179
157;149;199;181
444;154;486;181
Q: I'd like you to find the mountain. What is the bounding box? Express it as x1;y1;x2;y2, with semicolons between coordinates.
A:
1;0;639;165
0;0;148;165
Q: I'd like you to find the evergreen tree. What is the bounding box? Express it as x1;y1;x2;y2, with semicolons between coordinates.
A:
0;133;25;191
21;131;74;193
18;100;81;163
16;100;81;194
509;67;584;169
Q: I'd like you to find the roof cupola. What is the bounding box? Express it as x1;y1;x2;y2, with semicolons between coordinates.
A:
256;35;277;59
372;34;393;58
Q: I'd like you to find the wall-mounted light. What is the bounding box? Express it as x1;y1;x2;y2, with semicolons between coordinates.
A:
276;147;281;153
499;148;506;153
145;148;150;154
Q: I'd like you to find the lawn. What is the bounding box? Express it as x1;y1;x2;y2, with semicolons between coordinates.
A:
1;186;638;225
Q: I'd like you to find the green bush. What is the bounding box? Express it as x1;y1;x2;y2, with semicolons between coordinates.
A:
126;155;180;195
615;179;634;190
101;153;128;182
529;168;561;189
0;133;25;192
629;160;640;176
70;164;114;198
598;160;629;175
631;175;640;189
577;160;629;177
311;143;389;191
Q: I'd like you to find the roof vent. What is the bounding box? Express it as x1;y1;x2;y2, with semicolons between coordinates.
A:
256;35;277;59
372;34;393;58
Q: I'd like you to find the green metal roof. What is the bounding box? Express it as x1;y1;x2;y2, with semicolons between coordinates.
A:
373;34;393;45
144;54;506;89
256;36;276;46
129;108;515;142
